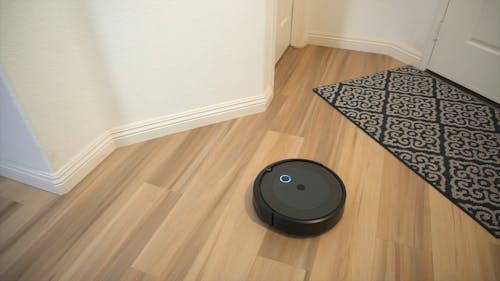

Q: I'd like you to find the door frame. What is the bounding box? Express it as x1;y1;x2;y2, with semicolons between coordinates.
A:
274;0;295;63
420;0;452;69
290;0;307;48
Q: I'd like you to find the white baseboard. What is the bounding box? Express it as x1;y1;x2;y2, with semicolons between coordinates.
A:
111;87;272;146
307;32;423;68
0;133;115;195
0;87;273;194
53;133;116;193
0;162;65;194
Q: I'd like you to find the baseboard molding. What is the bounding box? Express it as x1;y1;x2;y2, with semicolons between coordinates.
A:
307;32;423;68
53;133;116;193
0;133;115;195
0;88;273;194
0;162;65;194
111;87;272;146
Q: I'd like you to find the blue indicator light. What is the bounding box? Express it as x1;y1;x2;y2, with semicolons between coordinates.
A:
279;174;292;184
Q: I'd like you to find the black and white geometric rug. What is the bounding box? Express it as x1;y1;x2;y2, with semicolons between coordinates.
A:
313;65;500;237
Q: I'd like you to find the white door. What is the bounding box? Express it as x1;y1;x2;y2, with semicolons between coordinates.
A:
428;0;500;103
275;0;293;63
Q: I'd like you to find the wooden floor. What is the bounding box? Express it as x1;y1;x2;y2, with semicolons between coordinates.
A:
1;46;499;281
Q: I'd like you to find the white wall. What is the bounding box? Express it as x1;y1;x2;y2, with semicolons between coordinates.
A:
0;0;115;171
303;0;442;66
85;0;269;126
0;0;273;193
0;71;52;173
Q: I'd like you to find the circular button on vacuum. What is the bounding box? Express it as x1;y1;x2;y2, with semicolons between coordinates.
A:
279;174;292;184
253;159;346;236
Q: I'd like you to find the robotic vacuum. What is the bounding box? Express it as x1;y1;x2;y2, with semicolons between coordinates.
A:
253;159;346;236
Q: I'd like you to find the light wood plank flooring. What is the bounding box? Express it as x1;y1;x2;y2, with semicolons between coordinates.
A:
1;46;498;281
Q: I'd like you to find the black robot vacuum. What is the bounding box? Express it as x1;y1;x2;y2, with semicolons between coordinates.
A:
253;159;346;236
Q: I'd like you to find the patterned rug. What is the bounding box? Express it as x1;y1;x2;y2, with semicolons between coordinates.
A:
313;66;500;237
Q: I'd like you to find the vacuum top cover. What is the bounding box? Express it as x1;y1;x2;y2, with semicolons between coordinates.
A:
253;159;346;236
